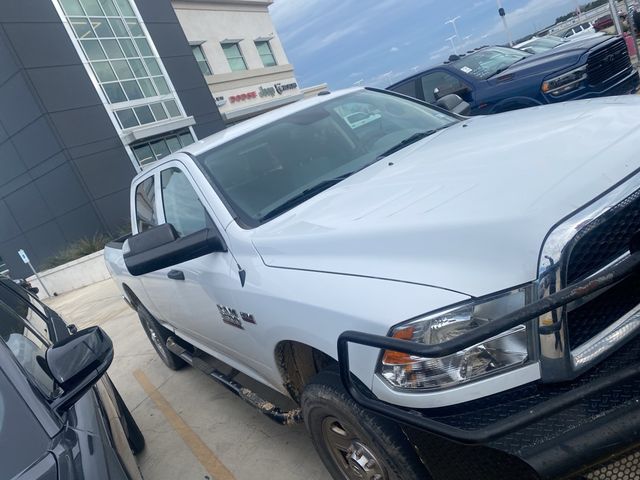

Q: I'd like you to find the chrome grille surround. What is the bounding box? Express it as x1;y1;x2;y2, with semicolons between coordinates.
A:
536;171;640;381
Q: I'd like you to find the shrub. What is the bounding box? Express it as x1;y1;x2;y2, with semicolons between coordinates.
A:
40;233;112;270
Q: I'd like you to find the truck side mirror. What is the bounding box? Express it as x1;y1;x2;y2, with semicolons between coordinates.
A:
436;94;471;116
123;223;227;276
47;327;113;412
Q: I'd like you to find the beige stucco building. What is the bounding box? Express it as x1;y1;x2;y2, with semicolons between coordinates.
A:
172;0;325;124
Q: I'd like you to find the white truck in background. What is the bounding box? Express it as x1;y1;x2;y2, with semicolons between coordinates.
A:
105;87;640;480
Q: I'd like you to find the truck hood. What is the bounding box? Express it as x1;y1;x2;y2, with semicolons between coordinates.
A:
491;35;616;82
250;97;640;297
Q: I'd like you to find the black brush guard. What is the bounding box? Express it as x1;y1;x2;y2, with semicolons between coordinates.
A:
337;251;640;445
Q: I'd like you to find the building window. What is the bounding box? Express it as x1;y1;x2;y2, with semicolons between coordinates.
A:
191;45;212;76
255;40;276;67
58;0;182;129
131;129;195;166
221;42;247;71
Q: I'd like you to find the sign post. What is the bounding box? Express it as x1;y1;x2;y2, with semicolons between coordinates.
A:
18;249;51;297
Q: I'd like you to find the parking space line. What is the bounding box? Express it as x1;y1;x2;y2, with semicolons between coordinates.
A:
133;369;236;480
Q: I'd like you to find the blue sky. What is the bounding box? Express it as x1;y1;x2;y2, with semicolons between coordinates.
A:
270;0;583;89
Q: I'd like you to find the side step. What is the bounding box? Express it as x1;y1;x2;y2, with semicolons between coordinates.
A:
166;337;303;425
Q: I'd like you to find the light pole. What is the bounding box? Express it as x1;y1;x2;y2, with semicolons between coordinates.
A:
609;0;623;35
445;16;461;42
496;0;513;46
446;35;459;56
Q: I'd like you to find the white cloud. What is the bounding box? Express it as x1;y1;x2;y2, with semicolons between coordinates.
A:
291;19;366;56
390;46;399;52
270;0;324;29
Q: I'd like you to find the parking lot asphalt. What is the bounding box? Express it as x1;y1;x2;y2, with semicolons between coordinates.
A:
45;280;331;480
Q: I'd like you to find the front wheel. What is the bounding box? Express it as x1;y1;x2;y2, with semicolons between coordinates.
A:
301;369;429;480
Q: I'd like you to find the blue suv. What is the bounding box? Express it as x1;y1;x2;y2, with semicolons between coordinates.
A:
388;36;639;114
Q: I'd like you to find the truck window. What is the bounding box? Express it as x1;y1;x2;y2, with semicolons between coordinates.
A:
195;90;457;226
160;167;211;237
0;283;51;346
420;72;466;103
0;303;56;398
135;176;157;233
390;80;417;98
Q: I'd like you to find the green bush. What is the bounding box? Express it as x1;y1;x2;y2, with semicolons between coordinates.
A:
40;233;112;270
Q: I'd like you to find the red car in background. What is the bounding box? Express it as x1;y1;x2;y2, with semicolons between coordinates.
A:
594;15;614;31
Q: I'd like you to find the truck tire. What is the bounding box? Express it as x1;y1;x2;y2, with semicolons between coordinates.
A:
113;386;145;455
301;369;429;480
137;305;186;371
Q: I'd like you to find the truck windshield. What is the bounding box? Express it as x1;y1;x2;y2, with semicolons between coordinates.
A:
453;47;530;79
195;89;457;227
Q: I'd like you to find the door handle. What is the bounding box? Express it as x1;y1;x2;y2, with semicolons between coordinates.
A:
167;269;185;281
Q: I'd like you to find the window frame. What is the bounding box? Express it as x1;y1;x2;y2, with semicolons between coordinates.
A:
56;0;185;131
254;40;277;67
130;128;195;166
191;44;212;76
221;41;248;71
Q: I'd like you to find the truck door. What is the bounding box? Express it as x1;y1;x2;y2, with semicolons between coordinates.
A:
152;162;247;363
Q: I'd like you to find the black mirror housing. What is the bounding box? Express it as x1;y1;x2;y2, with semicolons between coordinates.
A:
435;94;471;116
124;223;227;276
47;327;113;412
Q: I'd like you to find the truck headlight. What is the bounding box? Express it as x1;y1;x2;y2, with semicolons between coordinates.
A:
380;287;531;390
541;66;587;96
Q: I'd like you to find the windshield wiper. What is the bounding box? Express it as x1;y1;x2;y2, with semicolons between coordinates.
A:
259;173;353;222
376;129;443;160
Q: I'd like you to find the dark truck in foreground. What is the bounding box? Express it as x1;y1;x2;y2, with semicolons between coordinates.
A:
389;35;639;114
0;277;144;480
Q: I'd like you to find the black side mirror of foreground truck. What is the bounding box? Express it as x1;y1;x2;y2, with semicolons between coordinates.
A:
123;223;227;276
47;326;113;413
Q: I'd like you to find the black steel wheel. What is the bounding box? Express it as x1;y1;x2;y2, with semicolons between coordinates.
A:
301;369;429;480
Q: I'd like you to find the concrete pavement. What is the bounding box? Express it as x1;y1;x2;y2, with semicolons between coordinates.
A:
45;279;330;480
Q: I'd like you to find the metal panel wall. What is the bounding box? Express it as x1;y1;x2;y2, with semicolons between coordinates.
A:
0;0;224;279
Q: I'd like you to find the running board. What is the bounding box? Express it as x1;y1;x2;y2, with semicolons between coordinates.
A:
166;337;303;425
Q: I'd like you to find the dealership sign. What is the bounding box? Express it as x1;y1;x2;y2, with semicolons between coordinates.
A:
226;81;299;104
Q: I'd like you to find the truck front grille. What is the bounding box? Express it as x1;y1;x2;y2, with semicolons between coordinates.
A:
567;188;640;284
567;271;640;349
586;38;632;86
565;188;640;350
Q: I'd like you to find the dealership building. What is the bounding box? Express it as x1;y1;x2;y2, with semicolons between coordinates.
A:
0;0;318;279
173;0;326;124
0;0;226;278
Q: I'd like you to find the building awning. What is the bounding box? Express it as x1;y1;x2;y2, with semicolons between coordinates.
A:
122;116;196;144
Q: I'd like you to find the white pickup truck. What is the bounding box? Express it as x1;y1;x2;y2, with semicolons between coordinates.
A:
105;88;640;480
